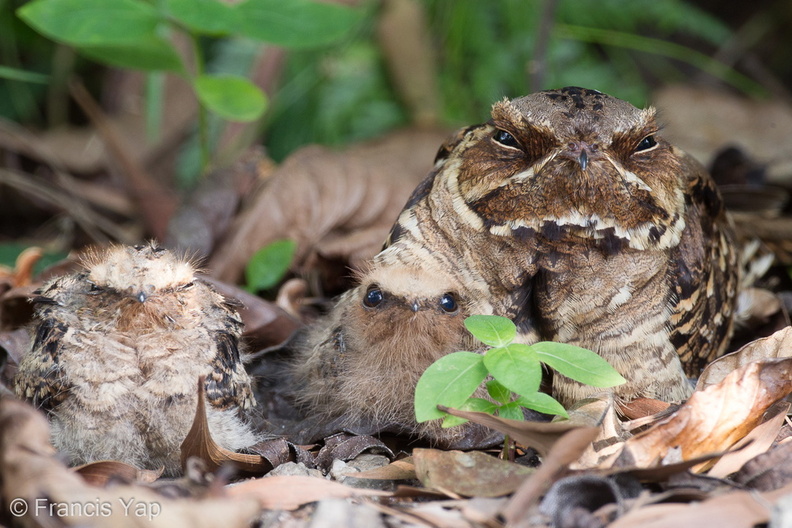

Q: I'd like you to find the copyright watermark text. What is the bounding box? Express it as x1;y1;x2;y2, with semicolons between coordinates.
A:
7;497;161;521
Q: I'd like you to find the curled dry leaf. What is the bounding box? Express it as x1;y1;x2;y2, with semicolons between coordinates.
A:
413;448;534;498
226;475;390;511
733;438;792;491
609;357;792;469
180;377;271;475
501;426;602;525
697;325;792;389
208;128;452;285
706;401;790;478
0;247;43;287
438;405;591;458
608;481;792;528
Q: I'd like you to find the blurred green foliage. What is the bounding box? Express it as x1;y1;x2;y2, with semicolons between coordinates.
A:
0;0;771;166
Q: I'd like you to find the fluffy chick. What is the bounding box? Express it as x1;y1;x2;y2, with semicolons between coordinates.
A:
292;250;498;447
15;242;258;475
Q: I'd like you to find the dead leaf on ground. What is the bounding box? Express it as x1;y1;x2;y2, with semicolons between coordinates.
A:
75;460;163;487
438;405;593;458
609;356;792;469
413;448;534;498
207;128;452;286
697;325;792;389
314;432;394;472
180;377;271;475
608;480;792;528
501;426;602;525
706;400;790;478
226;475;390;510
354;457;417;481
733;438;792;491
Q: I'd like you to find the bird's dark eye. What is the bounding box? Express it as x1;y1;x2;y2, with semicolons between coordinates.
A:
87;282;104;294
363;286;384;308
635;135;657;152
493;129;521;149
179;282;195;291
439;292;458;313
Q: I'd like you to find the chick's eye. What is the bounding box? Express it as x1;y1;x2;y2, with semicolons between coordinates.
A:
439;293;458;313
635;135;657;152
493;129;521;149
363;287;384;308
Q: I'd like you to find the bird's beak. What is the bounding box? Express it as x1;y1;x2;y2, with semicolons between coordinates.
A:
410;301;419;313
578;150;589;171
135;291;147;303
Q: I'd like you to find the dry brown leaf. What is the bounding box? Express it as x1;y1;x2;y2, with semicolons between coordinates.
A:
501;426;602;525
617;398;671;420
707;401;790;478
0;247;42;288
609;357;792;469
698;326;792;390
354;457;416;481
208;128;452;285
438;405;592;458
226;475;390;510
733;439;792;491
74;461;163;487
608;480;792;528
0;397;259;528
180;377;271;475
412;449;534;498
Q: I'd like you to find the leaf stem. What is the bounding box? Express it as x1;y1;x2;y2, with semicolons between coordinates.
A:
554;24;767;97
189;33;210;171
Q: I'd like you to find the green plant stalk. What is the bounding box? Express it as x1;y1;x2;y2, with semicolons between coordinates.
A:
555;24;767;97
189;32;210;171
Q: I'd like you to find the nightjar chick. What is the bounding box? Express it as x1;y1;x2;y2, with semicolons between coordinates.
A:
292;249;500;447
382;86;739;405
15;242;259;476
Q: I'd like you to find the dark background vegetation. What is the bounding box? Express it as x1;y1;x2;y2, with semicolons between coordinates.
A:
0;0;790;268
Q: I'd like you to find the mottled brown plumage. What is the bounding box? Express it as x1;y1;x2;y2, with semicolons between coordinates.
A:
292;258;497;446
15;242;258;475
386;86;739;404
294;87;740;443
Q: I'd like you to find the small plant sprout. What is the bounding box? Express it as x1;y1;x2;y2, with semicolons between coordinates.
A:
414;315;626;428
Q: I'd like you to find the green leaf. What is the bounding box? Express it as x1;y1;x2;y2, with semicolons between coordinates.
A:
194;74;267;122
245;239;296;292
79;38;183;72
414;352;488;423
440;398;497;428
164;0;239;35
515;392;569;418
235;0;362;48
464;315;516;347
497;402;525;421
483;343;542;396
0;66;49;84
532;342;627;388
18;0;161;46
486;380;512;404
